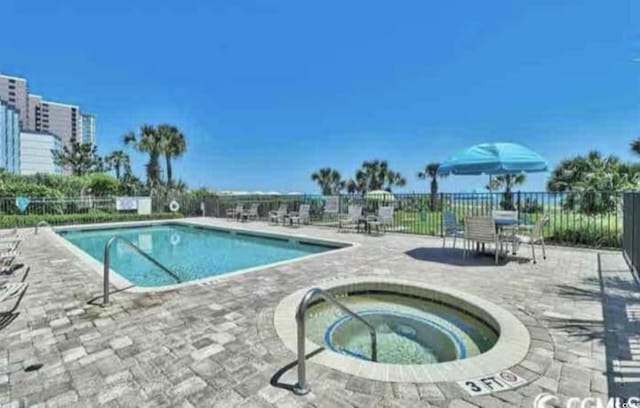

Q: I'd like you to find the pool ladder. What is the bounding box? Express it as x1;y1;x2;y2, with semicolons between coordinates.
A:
102;235;181;306
293;287;377;396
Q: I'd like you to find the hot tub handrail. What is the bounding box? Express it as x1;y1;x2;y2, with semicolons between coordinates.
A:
293;287;377;395
34;220;51;235
102;235;181;306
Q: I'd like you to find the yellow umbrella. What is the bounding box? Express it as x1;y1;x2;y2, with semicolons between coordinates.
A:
364;190;395;202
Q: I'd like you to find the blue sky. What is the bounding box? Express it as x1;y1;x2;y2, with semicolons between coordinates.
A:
2;0;638;193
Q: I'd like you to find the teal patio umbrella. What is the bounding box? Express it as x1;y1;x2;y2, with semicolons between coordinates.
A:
438;143;548;177
437;142;548;191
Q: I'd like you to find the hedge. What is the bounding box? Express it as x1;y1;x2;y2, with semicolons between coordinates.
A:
0;212;184;228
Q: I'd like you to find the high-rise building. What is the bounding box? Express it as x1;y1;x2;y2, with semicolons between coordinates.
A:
20;130;62;175
27;94;42;130
0;73;95;148
81;113;96;145
0;74;28;128
36;100;81;145
0;101;21;173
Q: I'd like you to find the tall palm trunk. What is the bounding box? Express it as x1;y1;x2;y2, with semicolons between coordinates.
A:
503;175;514;210
147;153;161;187
430;178;438;211
165;154;173;187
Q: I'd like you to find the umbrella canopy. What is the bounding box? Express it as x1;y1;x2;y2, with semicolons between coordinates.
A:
437;143;548;176
364;190;396;202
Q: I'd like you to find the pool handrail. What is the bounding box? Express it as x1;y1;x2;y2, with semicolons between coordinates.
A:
34;220;51;235
293;287;377;395
102;235;181;306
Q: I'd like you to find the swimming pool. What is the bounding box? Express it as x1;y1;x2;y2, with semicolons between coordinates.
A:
58;222;347;288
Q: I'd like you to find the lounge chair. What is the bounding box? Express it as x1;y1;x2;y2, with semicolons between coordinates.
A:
464;216;503;264
442;211;465;248
0;279;28;315
512;215;548;263
288;204;310;227
0;239;20;252
269;204;288;225
338;205;362;232
367;206;394;235
0;282;28;304
242;203;259;221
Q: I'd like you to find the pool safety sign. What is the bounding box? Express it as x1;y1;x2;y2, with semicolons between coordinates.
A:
458;370;527;396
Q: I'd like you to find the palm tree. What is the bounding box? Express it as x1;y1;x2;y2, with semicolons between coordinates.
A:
546;150;640;213
344;179;359;194
417;162;444;211
158;124;187;187
487;174;526;210
631;139;640;157
104;150;130;180
311;168;343;195
123;125;164;187
353;160;406;193
385;171;407;191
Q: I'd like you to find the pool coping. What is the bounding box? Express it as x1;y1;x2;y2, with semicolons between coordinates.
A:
273;277;531;383
48;219;358;293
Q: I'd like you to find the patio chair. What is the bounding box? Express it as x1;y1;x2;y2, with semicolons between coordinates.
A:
367;206;394;235
269;204;288;225
513;215;548;263
226;204;244;220
242;203;260;221
288;204;310;227
464;216;503;264
338;205;362;232
442;211;465;249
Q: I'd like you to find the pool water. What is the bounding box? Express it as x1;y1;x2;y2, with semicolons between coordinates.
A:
305;292;498;365
59;223;339;287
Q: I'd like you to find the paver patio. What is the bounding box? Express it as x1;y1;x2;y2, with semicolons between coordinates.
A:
0;217;637;407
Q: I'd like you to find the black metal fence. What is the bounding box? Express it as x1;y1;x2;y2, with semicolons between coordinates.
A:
623;192;640;282
0;195;181;228
197;191;623;248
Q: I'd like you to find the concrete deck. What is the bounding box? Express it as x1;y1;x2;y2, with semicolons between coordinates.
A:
0;217;637;407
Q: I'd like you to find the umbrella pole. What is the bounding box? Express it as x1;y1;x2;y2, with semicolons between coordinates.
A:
489;175;494;210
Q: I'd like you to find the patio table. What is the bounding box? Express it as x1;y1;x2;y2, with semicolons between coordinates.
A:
474;218;520;255
494;218;519;255
356;216;370;233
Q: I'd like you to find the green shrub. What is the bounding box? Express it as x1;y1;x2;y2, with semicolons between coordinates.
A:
0;212;183;228
546;226;621;248
87;173;119;196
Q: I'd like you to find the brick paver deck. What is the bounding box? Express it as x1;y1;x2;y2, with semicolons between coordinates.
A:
0;218;635;407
